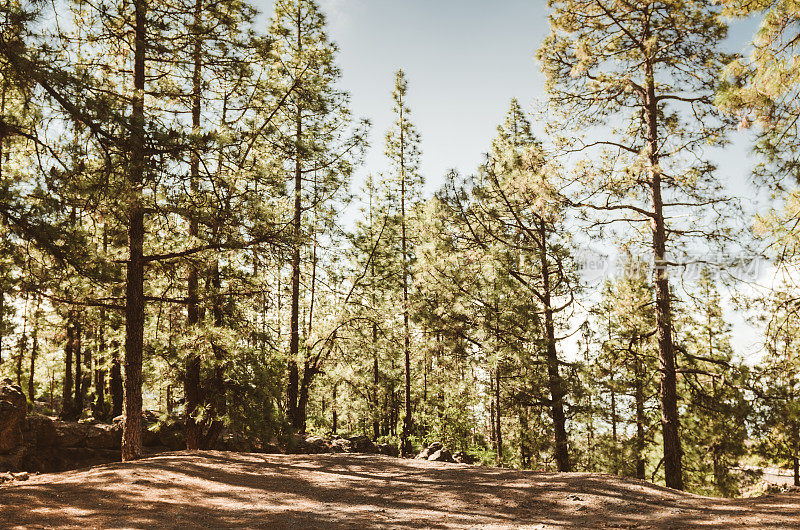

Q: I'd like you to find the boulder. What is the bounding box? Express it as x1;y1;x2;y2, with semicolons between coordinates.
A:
377;443;400;457
299;436;331;454
452;451;477;464
23;414;57;447
428;448;455;463
331;438;353;453
153;421;184;450
348;435;377;454
416;442;442;460
85;423;121;450
0;379;27;453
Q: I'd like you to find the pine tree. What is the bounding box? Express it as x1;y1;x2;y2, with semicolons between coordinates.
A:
266;0;367;432
539;0;737;489
385;69;423;456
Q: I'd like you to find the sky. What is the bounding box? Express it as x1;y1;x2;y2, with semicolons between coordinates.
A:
254;0;771;361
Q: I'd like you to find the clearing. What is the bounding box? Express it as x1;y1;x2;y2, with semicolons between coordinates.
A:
1;451;798;528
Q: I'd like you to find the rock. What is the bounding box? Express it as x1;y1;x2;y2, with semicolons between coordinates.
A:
0;472;12;482
428;448;455;463
11;471;29;481
86;423;121;450
378;443;399;457
348;436;377;454
452;451;477;464
150;420;184;450
331;438;353;453
416;442;442;460
23;414;57;447
0;379;27;453
299;436;331;454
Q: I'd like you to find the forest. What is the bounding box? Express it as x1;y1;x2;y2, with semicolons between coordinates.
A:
1;0;799;502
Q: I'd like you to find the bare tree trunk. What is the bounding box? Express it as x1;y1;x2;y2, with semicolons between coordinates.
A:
74;316;83;416
121;0;148;461
184;0;203;451
110;339;123;417
540;220;570;472
634;351;646;480
495;366;502;467
399;89;413;457
28;296;39;402
645;58;683;490
331;383;338;434
286;6;303;431
372;328;380;441
61;313;74;419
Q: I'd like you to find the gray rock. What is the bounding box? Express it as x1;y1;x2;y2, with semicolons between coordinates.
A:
11;471;29;481
452;451;477;464
427;448;455;463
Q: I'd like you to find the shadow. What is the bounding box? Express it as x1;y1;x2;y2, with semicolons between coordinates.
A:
1;451;798;529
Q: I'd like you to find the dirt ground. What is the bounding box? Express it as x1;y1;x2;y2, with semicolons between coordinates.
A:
1;451;799;529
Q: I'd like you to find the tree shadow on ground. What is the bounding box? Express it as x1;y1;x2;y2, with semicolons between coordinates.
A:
1;451;798;529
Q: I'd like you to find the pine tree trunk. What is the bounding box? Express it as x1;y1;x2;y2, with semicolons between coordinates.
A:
646;59;683;490
372;329;380;441
495;367;502;467
94;302;107;420
286;5;303;431
184;0;203;451
110;339;123;418
74;317;83;416
332;383;338;434
399;92;413;457
540;220;570;472
634;352;646;480
28;299;38;402
61;313;74;419
121;0;148;461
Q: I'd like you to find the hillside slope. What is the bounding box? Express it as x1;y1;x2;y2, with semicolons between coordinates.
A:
1;451;798;528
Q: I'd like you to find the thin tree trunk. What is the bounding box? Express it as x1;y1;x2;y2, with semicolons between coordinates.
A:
287;6;303;430
495;366;502;467
540;220;570;472
645;56;683;490
110;339;123;417
74;316;83;416
61;313;74;419
28;296;39;402
372;325;380;441
332;383;338;434
399;85;413;457
184;0;203;451
121;0;148;461
634;350;646;480
16;291;28;387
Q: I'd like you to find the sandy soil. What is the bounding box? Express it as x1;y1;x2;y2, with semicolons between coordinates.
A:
1;451;798;529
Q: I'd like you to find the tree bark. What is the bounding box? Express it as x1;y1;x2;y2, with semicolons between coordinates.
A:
495;366;503;467
399;84;413;457
121;0;148;461
184;0;203;451
28;297;39;402
286;5;303;431
61;312;74;419
540;220;570;472
634;351;646;480
74;316;83;416
645;56;683;490
110;339;123;418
